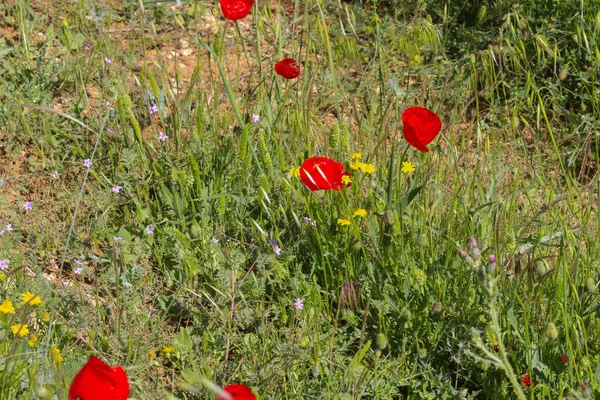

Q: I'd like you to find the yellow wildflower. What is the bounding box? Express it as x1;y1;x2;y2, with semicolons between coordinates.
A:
0;299;15;314
353;209;367;218
289;167;300;177
160;346;174;356
51;347;63;363
11;324;29;337
148;349;156;358
349;161;361;170
342;175;352;185
0;272;6;282
28;335;38;347
337;219;351;226
351;152;362;160
360;163;375;174
42;312;50;322
21;292;42;306
401;161;416;174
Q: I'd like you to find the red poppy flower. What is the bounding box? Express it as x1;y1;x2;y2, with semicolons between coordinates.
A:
560;354;568;365
275;58;301;79
217;384;256;400
493;344;499;352
402;107;442;152
521;374;531;387
69;356;129;400
220;0;254;21
299;157;351;191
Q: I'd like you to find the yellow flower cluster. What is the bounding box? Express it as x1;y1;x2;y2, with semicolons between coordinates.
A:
401;161;416;174
0;299;15;314
289;167;300;177
160;346;174;356
51;347;63;363
11;324;29;337
21;292;42;306
342;175;352;185
337;219;351;226
350;161;375;174
28;335;38;347
353;209;367;218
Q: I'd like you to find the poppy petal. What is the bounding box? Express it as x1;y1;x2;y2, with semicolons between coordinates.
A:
275;58;301;79
402;107;442;152
300;157;349;191
220;0;254;21
217;384;256;400
69;357;129;400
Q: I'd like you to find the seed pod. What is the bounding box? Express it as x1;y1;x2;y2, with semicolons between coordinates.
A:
376;332;388;350
257;131;273;171
239;125;250;165
418;346;427;359
476;5;487;24
213;26;225;60
329;123;340;151
546;322;558;340
340;123;350;154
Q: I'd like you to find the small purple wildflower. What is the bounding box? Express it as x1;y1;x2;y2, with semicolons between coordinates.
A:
294;298;304;310
210;238;219;244
74;267;83;275
0;230;4;236
158;132;168;142
0;259;8;270
74;259;82;265
50;171;59;180
145;225;155;234
23;201;33;211
104;57;113;64
269;239;281;255
489;254;496;263
114;237;123;242
252;114;260;123
149;104;159;115
83;158;92;168
303;217;316;227
112;185;123;193
107;127;114;133
5;224;12;232
84;44;91;51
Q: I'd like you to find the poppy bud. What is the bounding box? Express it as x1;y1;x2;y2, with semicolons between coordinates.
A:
546;322;558;340
431;301;443;315
36;387;49;399
376;332;388;350
558;64;569;80
511;115;520;129
415;234;428;247
418;346;427;359
535;260;549;277
586;277;596;292
466;236;478;251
